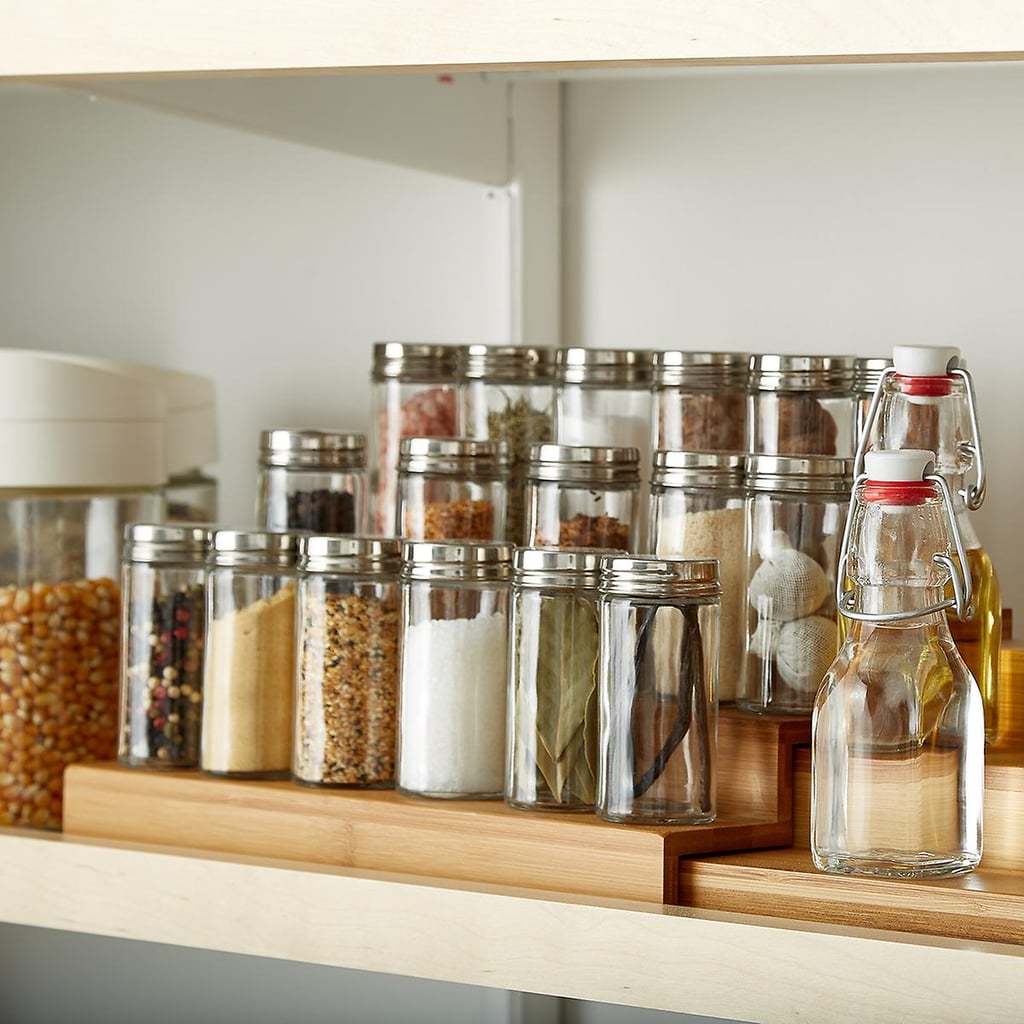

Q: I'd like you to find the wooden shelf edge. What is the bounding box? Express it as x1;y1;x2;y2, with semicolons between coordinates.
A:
1;828;1022;1024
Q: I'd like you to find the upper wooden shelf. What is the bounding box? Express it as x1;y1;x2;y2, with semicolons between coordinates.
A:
3;1;1024;79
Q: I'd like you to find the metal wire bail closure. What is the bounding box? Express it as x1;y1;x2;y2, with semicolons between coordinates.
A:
835;470;974;624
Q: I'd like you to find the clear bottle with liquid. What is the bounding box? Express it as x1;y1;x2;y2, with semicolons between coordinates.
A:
811;449;984;878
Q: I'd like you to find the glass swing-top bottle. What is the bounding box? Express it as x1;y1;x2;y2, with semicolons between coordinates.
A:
811;449;984;878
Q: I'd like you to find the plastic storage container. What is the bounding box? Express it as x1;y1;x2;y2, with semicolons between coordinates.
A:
0;350;166;828
524;443;640;551
119;524;209;768
396;437;508;541
649;451;746;702
257;428;366;534
739;454;853;715
202;529;299;778
397;540;512;799
369;342;461;535
459;344;555;544
597;556;720;825
294;536;401;788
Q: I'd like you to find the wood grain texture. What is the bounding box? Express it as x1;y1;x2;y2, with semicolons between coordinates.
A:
63;708;806;904
3;2;1024;78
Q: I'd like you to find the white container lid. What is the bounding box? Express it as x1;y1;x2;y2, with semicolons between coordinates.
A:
864;449;936;482
0;349;166;488
892;345;962;377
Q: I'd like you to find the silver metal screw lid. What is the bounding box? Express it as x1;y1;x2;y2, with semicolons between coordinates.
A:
210;528;302;568
651;450;745;489
398;437;509;476
748;354;856;392
259;429;367;470
744;454;854;494
460;345;556;382
526;443;640;484
599;555;721;599
401;540;513;581
652;351;750;387
555;347;654;386
371;342;463;381
123;523;210;564
512;546;626;589
298;535;402;574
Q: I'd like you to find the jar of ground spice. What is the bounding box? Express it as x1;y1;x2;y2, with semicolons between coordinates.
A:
397;540;512;799
370;342;462;535
119;524;209;769
257;428;366;534
524;443;640;551
459;344;554;545
295;535;401;788
649;451;746;703
396;437;508;541
202;529;300;778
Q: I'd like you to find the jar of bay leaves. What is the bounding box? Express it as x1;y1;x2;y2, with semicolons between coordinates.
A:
459;345;554;544
597;556;720;825
507;547;623;812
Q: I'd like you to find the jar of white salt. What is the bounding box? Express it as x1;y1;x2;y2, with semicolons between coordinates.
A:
649;451;746;702
738;455;853;715
397;540;512;799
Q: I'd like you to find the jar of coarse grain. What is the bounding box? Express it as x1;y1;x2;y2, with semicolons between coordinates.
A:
202;529;300;778
396;437;508;542
652;351;749;454
524;444;640;552
119;524;209;769
748;354;857;458
398;540;512;799
649;451;746;703
459;345;554;545
739;455;853;716
370;342;462;535
295;536;401;788
554;347;653;547
257;429;366;534
0;349;166;829
597;556;720;825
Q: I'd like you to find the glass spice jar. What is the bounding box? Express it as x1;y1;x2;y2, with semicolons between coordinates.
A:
651;351;749;453
397;540;512;799
524;443;640;551
459;344;555;545
748;354;857;458
507;547;622;812
597;556;720;825
295;536;401;788
396;437;508;541
851;356;892;451
812;449;984;878
739;455;853;716
649;451;746;703
119;524;209;769
369;342;462;535
257;428;366;534
202;529;299;778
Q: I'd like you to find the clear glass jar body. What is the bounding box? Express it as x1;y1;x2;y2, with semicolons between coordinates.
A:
397;545;511;799
165;468;218;524
506;551;605;811
397;438;507;541
295;562;400;787
202;545;298;778
0;487;163;828
651;352;749;453
739;459;851;715
650;457;746;702
258;464;364;533
748;355;857;458
119;528;208;769
598;558;719;825
370;344;460;535
812;491;984;878
461;377;554;545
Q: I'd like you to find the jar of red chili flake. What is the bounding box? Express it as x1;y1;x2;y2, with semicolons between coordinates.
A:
119;523;210;768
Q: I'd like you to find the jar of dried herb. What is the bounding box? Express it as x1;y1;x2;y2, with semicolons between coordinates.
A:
202;529;300;778
524;443;640;551
459;345;554;545
396;437;508;541
597;556;720;825
119;524;210;769
295;535;401;788
507;547;622;812
257;428;366;534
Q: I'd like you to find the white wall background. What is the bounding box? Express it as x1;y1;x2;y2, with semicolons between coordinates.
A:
563;61;1024;618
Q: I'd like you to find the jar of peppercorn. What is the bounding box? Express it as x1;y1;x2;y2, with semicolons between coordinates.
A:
396;437;509;541
119;523;210;769
523;443;640;551
256;428;366;534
